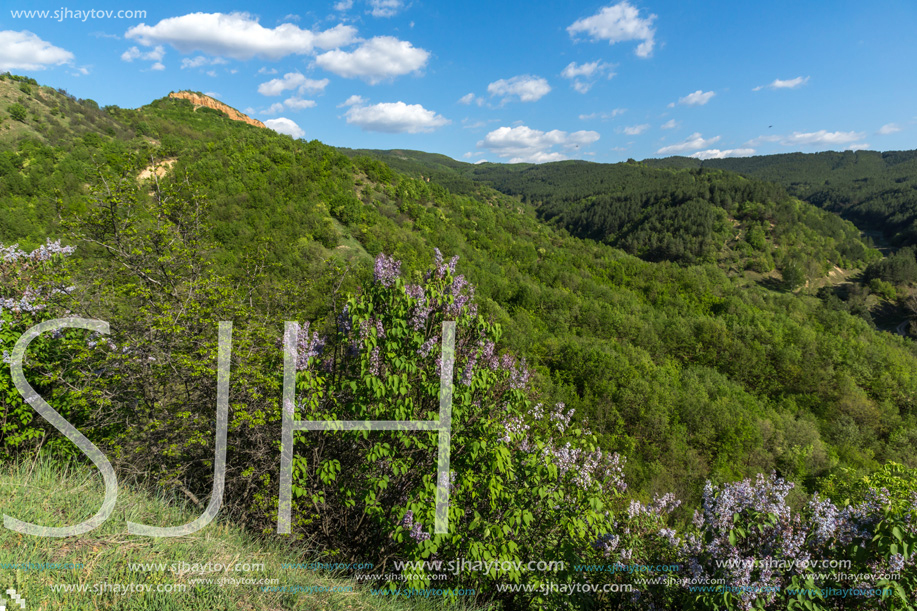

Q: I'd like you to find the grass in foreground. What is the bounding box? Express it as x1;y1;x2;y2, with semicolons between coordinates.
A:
0;454;492;611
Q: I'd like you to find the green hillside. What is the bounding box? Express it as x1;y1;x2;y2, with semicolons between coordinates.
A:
338;149;880;283
3;78;917;610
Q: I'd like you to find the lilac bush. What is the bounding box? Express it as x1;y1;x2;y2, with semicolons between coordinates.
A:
0;239;79;455
284;250;628;609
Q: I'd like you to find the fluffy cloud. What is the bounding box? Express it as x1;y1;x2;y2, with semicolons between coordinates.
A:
369;0;405;17
0;30;74;70
315;36;429;84
753;76;809;91
567;1;657;58
846;143;870;151
487;75;551;103
265;117;305;138
561;60;615;93
690;148;755;160
334;0;354;10
338;94;366;107
477;125;600;163
458;92;484;106
125;12;357;60
122;45;166;66
345;101;449;133
657;132;720;154
878;123;902;135
622;123;649;135
257;72;329;96
660;119;678;129
674;90;715;106
284;97;317;110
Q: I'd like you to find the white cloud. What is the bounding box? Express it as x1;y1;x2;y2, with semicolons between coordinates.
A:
847;143;870;151
562;60;609;79
369;0;405;17
122;45;165;63
258;72;329;96
561;60;615;93
753;76;809;91
746;129;866;149
265;117;305;138
579;108;626;121
477;125;600;163
338;94;366;107
622;123;649;135
458;92;485;106
315;36;429;84
689;148;755;160
0;31;75;70
572;81;593;94
144;45;166;61
567;1;657;58
676;90;715;106
487;75;551;103
660;119;678;129
181;55;228;69
878;123;902;135
284;97;317;110
151;62;166;71
656;132;720;154
334;0;354;10
345;101;449;133
263;102;285;115
121;47;140;61
126;12;357;60
781;130;864;146
257;66;278;74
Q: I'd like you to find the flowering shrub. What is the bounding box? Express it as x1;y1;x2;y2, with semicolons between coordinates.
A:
671;473;917;611
284;251;626;608
0;240;81;456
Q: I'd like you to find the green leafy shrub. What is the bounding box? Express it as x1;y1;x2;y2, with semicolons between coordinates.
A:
7;103;26;122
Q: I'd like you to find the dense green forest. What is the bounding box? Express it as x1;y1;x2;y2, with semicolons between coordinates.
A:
347;148;917;331
3;75;917;609
645;150;917;249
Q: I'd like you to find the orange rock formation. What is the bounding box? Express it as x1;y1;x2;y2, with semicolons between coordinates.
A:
168;91;266;129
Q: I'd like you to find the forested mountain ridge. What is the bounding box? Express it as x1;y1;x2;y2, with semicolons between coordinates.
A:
646;150;917;248
339;148;879;283
4;77;917;609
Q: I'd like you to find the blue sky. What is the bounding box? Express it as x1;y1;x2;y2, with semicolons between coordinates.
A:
1;0;915;163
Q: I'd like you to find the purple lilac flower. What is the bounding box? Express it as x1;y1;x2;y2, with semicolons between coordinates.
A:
369;346;381;376
296;321;326;371
373;254;401;287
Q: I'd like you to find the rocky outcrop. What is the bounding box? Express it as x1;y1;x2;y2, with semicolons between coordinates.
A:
168;91;265;129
